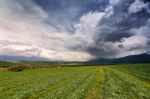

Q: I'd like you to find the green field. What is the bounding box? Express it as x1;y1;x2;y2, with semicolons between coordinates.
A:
0;64;150;99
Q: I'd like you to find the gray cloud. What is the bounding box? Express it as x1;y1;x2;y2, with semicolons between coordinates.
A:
0;0;149;61
70;0;150;58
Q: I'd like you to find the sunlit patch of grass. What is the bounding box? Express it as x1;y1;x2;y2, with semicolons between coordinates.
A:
87;67;105;99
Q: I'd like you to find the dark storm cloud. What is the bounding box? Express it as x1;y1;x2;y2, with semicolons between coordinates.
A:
143;0;150;3
103;32;133;42
34;0;109;13
33;0;109;32
81;0;150;58
86;43;120;58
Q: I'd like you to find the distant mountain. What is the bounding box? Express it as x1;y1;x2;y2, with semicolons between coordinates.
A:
0;55;50;61
0;53;150;64
87;53;150;65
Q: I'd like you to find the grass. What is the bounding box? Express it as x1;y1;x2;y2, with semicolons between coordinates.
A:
0;64;150;99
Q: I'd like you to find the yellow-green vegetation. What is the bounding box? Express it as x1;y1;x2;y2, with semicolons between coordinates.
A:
0;64;150;99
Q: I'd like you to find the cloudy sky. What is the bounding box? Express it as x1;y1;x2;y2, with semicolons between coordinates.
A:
0;0;150;61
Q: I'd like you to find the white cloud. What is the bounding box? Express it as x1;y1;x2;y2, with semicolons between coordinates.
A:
105;6;114;17
121;35;148;50
0;0;94;61
109;0;120;5
74;11;105;47
129;0;147;14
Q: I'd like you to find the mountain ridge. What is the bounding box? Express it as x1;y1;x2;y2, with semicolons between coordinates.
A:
87;53;150;65
0;55;50;61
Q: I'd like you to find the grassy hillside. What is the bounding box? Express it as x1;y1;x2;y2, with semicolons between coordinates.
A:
0;64;150;99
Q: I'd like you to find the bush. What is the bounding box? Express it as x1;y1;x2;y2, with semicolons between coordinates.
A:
8;66;24;72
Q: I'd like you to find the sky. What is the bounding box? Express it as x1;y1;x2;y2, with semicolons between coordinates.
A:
0;0;150;61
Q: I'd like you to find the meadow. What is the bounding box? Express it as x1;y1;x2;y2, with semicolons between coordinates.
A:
0;64;150;99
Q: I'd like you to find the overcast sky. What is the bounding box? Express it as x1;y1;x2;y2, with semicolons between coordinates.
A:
0;0;150;61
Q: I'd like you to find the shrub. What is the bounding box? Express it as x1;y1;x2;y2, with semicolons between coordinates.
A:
8;66;24;72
